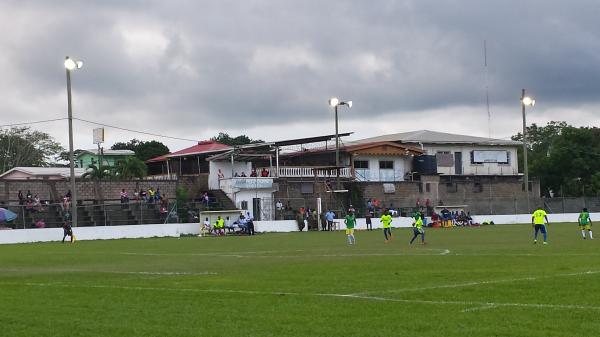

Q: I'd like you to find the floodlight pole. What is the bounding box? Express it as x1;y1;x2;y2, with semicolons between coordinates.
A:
66;57;78;227
521;88;530;214
335;104;340;189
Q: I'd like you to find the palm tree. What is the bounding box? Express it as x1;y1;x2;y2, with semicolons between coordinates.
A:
113;157;147;179
82;164;112;180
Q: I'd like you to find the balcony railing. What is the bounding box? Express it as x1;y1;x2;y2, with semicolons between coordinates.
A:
269;166;352;178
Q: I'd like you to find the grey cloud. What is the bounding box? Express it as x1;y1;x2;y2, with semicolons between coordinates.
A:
1;0;599;151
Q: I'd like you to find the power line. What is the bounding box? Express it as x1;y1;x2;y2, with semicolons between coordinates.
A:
0;118;68;128
73;117;200;143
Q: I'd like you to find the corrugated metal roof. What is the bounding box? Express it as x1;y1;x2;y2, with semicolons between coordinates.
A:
0;167;88;179
146;141;231;163
79;149;135;156
352;130;520;146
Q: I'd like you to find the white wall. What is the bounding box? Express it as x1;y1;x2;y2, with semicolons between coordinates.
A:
471;212;599;225
208;161;252;189
424;145;518;176
353;155;409;182
1;212;596;244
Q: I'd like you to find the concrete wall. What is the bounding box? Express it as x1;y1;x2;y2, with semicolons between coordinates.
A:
1;213;595;245
352;155;410;181
423;145;519;176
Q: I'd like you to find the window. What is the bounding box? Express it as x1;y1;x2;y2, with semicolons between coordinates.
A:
241;201;248;210
300;182;314;194
436;151;454;167
425;183;431;192
471;150;510;164
473;182;483;193
379;161;394;169
446;182;457;193
354;160;369;169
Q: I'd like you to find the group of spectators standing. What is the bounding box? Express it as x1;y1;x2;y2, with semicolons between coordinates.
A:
18;190;44;213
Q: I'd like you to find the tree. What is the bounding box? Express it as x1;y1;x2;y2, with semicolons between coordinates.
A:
512;122;600;196
82;164;112;180
111;139;170;162
112;157;147;179
0;127;65;173
210;132;263;146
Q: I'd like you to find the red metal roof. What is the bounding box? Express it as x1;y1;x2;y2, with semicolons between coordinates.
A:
146;141;231;163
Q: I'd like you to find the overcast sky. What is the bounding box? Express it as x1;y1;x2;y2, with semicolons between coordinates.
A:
1;0;599;153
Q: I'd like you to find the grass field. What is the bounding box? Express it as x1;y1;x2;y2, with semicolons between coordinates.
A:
1;223;599;337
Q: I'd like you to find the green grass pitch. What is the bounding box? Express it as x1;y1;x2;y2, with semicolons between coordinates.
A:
0;223;599;337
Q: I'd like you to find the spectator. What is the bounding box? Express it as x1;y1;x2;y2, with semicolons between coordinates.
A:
246;212;255;235
365;211;373;231
260;168;269;177
33;195;42;212
217;169;225;179
250;169;257;177
234;172;239;177
35;219;46;228
140;189;147;202
325;210;335;231
201;217;212;236
155;188;162;201
148;187;156;203
240;172;247;177
18;190;24;205
26;190;33;201
203;192;209;207
64;190;71;201
120;189;129;203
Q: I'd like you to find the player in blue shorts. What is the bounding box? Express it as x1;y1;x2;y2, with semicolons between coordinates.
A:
531;208;549;244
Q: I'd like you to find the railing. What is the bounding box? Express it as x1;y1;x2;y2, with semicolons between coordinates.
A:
0;199;222;229
272;166;352;178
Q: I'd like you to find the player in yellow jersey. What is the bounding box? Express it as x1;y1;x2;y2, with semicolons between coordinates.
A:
410;213;426;245
531;208;549;244
380;210;393;243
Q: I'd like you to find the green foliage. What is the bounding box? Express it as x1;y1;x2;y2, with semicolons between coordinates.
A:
512;122;600;196
112;157;148;179
210;132;263;146
111;139;170;161
0;225;599;337
0;127;65;173
81;164;112;180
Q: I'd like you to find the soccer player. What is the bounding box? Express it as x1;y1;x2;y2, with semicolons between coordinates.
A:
578;208;593;240
215;216;225;236
344;210;356;245
62;212;75;243
410;213;426;244
532;208;550;244
381;209;393;243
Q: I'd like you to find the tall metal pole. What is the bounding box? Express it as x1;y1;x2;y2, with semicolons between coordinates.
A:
521;88;530;213
66;57;78;227
335;105;340;189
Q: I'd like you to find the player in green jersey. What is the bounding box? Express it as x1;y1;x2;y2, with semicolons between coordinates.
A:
578;208;593;240
344;210;356;245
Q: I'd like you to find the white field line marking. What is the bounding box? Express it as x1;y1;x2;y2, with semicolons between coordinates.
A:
0;268;216;276
354;270;600;296
461;304;498;313
8;282;600;312
117;248;451;259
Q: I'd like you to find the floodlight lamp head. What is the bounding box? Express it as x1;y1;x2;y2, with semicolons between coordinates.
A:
64;57;83;70
346;100;353;108
522;96;535;107
329;97;339;107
